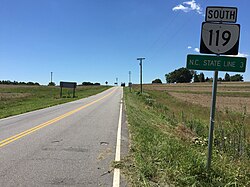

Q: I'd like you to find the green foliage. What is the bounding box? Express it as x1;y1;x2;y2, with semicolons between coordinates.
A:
0;85;110;119
152;78;162;84
205;77;213;82
165;67;193;83
199;72;205;82
218;77;223;81
223;73;243;82
224;73;231;81
230;74;243;81
82;82;100;86
0;80;40;86
122;88;250;186
48;82;56;86
193;73;200;82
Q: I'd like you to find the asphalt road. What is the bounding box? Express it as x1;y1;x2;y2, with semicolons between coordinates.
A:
0;87;128;187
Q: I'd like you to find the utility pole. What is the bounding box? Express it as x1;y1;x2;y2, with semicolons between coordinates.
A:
116;77;118;86
129;71;132;92
51;72;53;83
137;57;145;94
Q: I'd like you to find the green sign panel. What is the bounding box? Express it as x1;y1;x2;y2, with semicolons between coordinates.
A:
187;54;247;72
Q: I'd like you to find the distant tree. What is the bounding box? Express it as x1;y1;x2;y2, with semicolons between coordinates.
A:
13;81;18;85
193;73;200;82
0;80;40;86
218;77;223;82
48;82;56;86
230;74;243;81
19;82;26;85
199;72;205;82
205;77;213;82
224;73;231;81
105;81;108;85
165;74;171;83
27;82;35;85
152;78;162;84
165;67;193;83
82;82;93;85
82;82;100;86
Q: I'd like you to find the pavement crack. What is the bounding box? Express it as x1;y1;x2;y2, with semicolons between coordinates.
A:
100;169;113;177
51;139;63;143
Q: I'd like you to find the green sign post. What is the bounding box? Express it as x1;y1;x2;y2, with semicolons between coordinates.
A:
187;54;247;72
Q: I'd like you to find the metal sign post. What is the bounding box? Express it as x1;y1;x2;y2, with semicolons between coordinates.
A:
129;71;132;92
137;57;145;94
60;81;77;98
207;68;218;170
186;6;247;171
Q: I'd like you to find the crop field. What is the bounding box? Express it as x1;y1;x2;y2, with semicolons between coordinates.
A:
0;85;110;119
121;82;250;186
142;82;250;114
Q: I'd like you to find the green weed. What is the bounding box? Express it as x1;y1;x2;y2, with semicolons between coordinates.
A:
121;87;250;186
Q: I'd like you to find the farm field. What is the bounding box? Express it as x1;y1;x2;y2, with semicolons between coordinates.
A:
0;85;110;119
142;82;250;114
121;82;250;186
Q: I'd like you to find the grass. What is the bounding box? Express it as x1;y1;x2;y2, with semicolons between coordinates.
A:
119;87;250;186
0;85;110;119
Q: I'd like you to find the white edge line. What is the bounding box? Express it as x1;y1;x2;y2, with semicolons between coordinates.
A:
113;90;123;187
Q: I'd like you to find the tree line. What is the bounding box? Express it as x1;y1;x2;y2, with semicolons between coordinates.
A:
152;67;244;84
0;80;40;86
164;68;244;83
81;82;100;86
0;80;102;86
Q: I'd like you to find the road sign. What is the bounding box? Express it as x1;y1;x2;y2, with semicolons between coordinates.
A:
186;54;247;72
200;22;240;55
60;82;77;88
206;6;237;23
60;81;77;98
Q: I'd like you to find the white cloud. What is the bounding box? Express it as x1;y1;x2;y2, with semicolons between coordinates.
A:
172;0;203;15
187;46;192;49
194;48;199;52
173;4;190;12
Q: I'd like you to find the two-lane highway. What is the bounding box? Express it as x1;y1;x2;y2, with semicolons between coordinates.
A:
0;87;126;186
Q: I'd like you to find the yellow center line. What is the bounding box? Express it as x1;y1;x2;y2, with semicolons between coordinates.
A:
0;88;117;148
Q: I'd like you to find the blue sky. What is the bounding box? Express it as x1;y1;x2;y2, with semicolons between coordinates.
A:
0;0;249;85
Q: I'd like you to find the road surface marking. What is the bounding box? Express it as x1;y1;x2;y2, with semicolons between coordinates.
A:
0;88;116;148
113;93;123;187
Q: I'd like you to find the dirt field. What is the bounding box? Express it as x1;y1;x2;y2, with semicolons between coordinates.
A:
136;82;250;114
169;92;250;113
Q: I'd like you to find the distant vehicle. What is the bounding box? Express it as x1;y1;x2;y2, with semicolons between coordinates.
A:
121;83;125;87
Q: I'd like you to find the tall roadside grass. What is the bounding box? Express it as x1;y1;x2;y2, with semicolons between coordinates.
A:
120;88;250;186
0;85;110;119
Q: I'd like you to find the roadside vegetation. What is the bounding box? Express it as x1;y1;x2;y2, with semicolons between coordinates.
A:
0;85;110;119
120;83;250;186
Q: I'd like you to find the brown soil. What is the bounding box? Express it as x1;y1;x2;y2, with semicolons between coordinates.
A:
169;92;250;114
142;82;250;93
